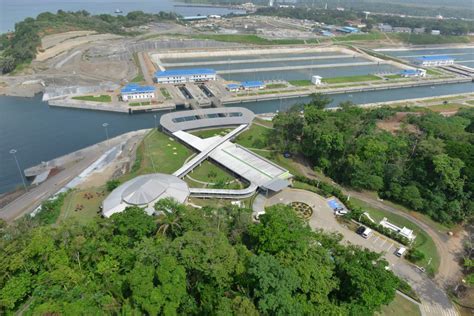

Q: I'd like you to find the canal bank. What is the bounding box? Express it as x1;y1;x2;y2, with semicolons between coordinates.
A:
0;81;473;194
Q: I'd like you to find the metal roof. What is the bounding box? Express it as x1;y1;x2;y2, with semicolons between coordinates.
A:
102;174;189;218
241;81;265;88
160;107;255;133
155;68;216;77
261;178;291;192
121;83;155;94
227;83;240;89
417;55;454;61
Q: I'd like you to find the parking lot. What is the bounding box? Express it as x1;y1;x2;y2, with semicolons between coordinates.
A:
264;188;458;316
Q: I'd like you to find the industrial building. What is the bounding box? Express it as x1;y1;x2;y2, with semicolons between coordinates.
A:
120;84;155;101
102;173;190;218
415;56;454;67
400;69;427;77
226;81;266;91
154;68;217;84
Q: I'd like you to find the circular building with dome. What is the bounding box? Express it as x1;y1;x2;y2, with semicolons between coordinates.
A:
102;173;190;218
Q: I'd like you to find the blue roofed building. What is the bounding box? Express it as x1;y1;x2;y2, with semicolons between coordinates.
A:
121;84;155;102
154;68;217;84
414;56;454;67
400;69;426;78
226;83;241;92
241;81;265;90
338;26;359;33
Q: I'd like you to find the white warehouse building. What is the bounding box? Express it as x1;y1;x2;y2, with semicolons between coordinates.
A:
120;84;155;101
415;56;454;67
154;68;217;84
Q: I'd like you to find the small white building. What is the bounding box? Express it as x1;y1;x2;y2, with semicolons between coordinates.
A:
415;55;454;67
120;84;155;102
154;68;217;84
311;75;323;85
431;29;441;35
380;217;416;241
400;69;427;78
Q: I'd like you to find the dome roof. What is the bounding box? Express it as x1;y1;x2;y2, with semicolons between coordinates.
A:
102;173;190;218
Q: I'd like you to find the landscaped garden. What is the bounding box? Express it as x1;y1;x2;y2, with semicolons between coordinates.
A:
290;201;313;220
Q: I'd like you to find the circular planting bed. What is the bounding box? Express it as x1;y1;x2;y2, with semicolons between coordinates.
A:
290;202;313;220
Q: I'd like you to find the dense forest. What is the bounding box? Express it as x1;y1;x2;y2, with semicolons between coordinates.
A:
0;200;400;314
271;95;473;224
0;10;178;74
256;7;474;36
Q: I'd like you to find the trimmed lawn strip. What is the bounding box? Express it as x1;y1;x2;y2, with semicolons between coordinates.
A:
266;83;287;89
351;197;440;273
323;74;381;84
289;80;313;86
72;95;111;102
160;87;171;100
191;34;319;45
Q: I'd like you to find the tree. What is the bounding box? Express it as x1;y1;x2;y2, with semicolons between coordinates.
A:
406;248;425;263
106;179;120;191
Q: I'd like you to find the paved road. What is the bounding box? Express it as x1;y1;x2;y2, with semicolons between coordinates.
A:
293;161;464;289
259;188;458;316
0;130;148;223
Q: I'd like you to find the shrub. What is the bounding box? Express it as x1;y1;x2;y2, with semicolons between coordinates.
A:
106;179;120;192
406;248;425;263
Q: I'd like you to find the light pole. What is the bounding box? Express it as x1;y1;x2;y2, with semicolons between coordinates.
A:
102;123;109;144
10;149;27;192
153;114;157;130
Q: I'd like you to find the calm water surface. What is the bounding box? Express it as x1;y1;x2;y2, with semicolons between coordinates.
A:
1;81;473;193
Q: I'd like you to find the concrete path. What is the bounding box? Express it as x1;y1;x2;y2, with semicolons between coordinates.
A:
257;188;458;316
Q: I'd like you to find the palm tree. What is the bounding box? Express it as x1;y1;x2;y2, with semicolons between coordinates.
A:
154;198;184;237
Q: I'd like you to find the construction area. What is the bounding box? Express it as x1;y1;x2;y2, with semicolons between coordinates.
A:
1;17;472;114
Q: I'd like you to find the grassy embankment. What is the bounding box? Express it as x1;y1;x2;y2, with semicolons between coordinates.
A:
72;95;112;102
192;34;321;45
129;101;151;106
131;52;145;83
191;127;232;139
390;33;471;45
378;293;421;316
59;187;106;225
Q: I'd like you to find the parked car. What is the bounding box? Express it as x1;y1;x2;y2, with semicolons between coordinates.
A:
335;207;348;215
395;247;407;257
356;226;366;235
361;227;373;239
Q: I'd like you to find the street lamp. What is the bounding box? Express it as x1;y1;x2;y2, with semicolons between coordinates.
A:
153;114;157;130
9;149;27;192
102;123;109;143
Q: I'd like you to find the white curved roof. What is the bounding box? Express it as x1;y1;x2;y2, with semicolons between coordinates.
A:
102;173;189;218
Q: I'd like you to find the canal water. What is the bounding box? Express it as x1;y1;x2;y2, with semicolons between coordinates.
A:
1;81;473;194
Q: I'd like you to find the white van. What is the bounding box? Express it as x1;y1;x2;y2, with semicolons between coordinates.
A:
361;227;372;239
395;247;407;257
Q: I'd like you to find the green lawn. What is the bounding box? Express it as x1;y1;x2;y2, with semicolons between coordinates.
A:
426;68;442;76
187;160;236;184
235;123;270;149
385;74;402;79
266;83;287;89
72;95;112;102
160;87;171;100
467;100;474;105
351;197;440;274
378;293;421;316
289;80;313;86
59;187;106;225
191;128;233;139
122;130;193;181
323;74;381;84
391;33;470;45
